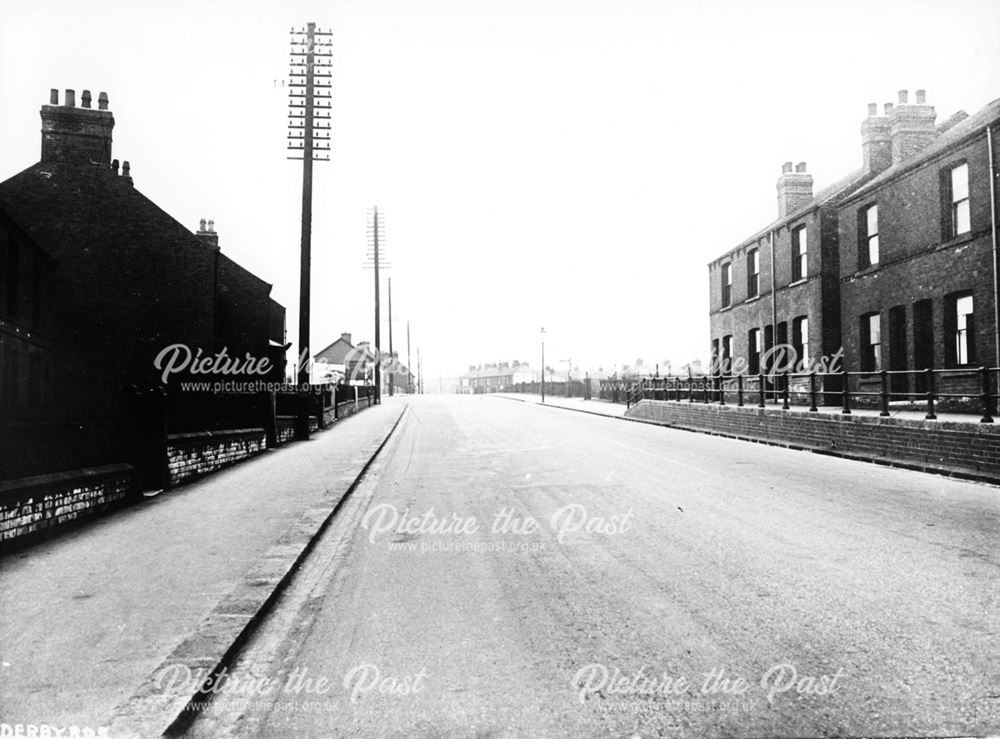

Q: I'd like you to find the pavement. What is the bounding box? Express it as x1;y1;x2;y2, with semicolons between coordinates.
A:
182;395;1000;738
0;398;408;737
492;393;629;418
494;391;991;425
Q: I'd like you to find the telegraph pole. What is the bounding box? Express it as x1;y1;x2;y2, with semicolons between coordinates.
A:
388;277;394;397
288;23;331;386
417;348;422;394
406;321;412;394
365;207;388;404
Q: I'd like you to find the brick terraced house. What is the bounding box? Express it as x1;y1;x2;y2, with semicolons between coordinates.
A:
0;88;287;479
709;89;999;405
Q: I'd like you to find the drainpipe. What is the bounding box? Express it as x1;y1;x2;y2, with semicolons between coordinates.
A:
988;124;999;368
769;229;777;405
770;229;777;346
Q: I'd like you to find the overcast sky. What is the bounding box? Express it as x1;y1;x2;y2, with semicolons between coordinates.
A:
2;0;998;383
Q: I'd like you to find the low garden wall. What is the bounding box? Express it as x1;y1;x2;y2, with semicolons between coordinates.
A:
166;428;267;486
626;399;1000;482
0;463;140;553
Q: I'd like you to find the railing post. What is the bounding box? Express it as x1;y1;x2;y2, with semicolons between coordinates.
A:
703;375;709;404
737;374;744;407
781;372;790;410
841;367;851;414
141;386;170;490
758;373;765;408
980;366;994;423
264;390;278;445
809;372;818;412
879;370;890;417
719;374;726;406
688;370;694;402
925;368;937;420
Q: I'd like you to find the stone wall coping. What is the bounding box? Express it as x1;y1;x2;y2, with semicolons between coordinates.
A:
0;463;136;498
167;428;265;443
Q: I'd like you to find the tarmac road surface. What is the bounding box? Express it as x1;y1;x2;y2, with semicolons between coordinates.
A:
187;394;1000;738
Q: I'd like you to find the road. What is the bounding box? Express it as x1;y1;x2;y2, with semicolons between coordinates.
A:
187;394;1000;738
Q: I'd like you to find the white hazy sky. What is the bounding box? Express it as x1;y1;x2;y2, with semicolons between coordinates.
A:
2;0;998;383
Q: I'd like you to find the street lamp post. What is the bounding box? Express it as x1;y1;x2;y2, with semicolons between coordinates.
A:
540;327;546;403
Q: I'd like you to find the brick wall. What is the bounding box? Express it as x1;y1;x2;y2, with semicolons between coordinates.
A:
276;417;296;445
166;429;266;486
709;207;843;370
0;463;139;552
837;129;997;380
626;399;1000;480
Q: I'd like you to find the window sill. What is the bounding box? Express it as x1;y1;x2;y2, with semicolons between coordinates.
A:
788;278;808;287
744;295;761;304
719;305;733;313
938;231;978;251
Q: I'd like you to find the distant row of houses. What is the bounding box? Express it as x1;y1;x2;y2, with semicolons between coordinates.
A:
458;361;538;393
708;88;1000;397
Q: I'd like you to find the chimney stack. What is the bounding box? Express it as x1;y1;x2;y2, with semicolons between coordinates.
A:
776;161;813;218
889;87;937;163
861;101;892;175
340;332;352;344
40;87;114;165
196;217;220;249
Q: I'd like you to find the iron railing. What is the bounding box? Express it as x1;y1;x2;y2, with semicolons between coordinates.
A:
603;367;1000;423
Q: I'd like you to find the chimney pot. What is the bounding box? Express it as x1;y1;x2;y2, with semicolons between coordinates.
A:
898;89;909;104
111;159;119;174
122;160;130;176
98;92;109;110
781;161;793;173
915;89;926;104
884;102;894;116
195;218;219;248
81;90;92;108
795;162;807;173
867;102;878;116
49;89;58;105
64;89;75;107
